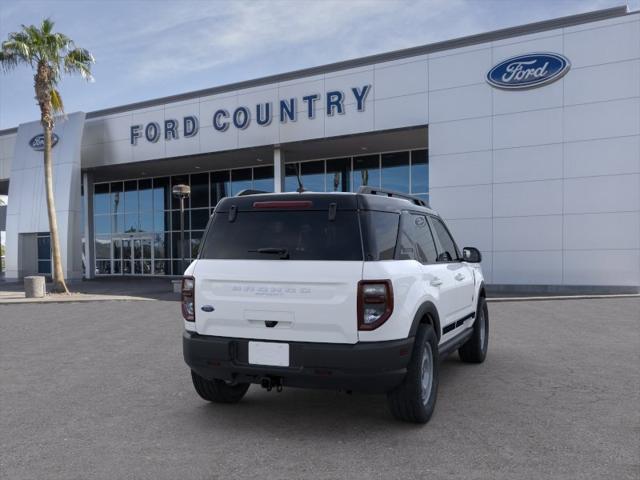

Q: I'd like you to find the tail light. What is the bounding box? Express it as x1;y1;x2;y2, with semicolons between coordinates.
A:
181;276;195;321
357;280;393;330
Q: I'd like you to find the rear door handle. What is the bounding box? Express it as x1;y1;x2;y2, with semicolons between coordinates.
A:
430;277;443;287
455;273;465;281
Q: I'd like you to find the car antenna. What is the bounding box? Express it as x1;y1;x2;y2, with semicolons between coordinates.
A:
295;163;305;193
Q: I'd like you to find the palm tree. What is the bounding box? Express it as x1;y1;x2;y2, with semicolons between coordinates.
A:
0;19;94;293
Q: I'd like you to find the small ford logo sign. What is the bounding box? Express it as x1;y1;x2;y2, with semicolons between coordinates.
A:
29;133;59;151
487;53;570;90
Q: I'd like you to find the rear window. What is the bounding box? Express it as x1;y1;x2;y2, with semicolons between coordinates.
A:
200;210;363;261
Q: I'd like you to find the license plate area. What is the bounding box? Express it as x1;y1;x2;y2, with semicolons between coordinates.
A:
248;341;290;367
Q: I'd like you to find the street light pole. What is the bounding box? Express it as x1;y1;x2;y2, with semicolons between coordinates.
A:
172;184;191;275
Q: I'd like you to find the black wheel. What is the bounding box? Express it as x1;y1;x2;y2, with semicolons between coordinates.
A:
190;370;250;403
387;323;439;424
459;296;489;363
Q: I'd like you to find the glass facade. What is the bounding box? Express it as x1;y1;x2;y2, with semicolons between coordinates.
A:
92;148;428;276
93;166;274;275
284;149;429;204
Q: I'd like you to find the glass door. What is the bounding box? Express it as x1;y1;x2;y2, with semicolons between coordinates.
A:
113;236;154;275
133;238;153;275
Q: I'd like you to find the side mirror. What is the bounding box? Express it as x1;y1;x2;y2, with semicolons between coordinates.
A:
462;247;482;263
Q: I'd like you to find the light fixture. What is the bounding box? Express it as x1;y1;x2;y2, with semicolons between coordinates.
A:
194;166;201;169
256;157;263;162
360;147;368;151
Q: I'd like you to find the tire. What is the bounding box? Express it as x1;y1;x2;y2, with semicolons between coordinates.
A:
190;370;250;403
459;296;489;364
387;323;439;424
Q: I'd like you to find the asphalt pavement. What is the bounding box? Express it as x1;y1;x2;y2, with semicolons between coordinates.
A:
1;297;638;480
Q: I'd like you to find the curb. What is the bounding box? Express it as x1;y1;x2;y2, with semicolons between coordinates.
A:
487;293;640;303
0;295;157;305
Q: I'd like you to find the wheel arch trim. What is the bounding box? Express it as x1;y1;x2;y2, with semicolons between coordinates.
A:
408;301;442;340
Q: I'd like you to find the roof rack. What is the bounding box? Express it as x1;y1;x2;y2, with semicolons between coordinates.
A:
234;189;269;197
358;186;429;208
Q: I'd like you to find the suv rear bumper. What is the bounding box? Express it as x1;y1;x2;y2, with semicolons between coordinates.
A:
183;331;414;393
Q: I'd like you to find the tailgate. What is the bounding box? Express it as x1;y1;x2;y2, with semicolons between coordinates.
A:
193;259;362;344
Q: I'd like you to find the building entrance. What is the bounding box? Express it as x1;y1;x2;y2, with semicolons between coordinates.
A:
113;236;153;275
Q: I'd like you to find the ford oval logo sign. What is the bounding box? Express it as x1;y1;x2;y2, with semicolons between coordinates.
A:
487;53;570;90
29;133;59;151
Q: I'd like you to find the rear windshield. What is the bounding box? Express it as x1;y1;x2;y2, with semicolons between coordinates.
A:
200;210;364;261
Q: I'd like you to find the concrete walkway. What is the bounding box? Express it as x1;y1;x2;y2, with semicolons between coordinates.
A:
0;277;179;304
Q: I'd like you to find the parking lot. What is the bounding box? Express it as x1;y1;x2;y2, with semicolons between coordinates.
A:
1;297;638;479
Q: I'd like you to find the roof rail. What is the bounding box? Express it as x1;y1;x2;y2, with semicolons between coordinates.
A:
234;189;269;197
358;186;429;207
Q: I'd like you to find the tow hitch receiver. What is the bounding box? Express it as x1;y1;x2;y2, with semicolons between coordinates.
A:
260;376;283;392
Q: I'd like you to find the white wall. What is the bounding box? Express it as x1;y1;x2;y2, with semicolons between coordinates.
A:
428;13;640;288
0;133;15;181
4;113;85;280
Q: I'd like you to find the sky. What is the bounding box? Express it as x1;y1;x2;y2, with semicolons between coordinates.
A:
0;0;636;130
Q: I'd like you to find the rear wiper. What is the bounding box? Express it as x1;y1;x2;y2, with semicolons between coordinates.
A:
249;247;290;259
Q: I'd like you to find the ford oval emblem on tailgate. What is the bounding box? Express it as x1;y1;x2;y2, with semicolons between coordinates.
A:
201;305;214;312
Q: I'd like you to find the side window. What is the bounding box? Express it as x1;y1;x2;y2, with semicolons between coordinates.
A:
397;213;438;264
429;217;460;262
360;211;400;261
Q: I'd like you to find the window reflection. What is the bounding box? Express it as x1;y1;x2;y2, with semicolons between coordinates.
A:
138;178;153;212
124;212;139;233
301;161;325;192
210;171;229;206
285;164;301;192
95;236;111;259
411;149;428;194
124;180;138;213
153;211;168;232
153;177;170;211
190;173;209;208
231;168;252;195
171;210;190;232
326;158;350;192
190;231;203;258
381;152;410;193
111;182;123;219
139;213;153;232
191;209;210;230
353;155;380;191
94;215;110;235
94;184;110;215
253;166;274;192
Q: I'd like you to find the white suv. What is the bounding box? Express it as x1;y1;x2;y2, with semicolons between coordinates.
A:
182;187;488;423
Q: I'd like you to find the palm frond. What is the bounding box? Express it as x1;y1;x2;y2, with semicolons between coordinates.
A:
2;35;33;62
50;88;64;114
0;50;19;70
41;18;55;35
64;47;94;81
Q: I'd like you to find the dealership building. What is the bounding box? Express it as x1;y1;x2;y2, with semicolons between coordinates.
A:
0;6;638;292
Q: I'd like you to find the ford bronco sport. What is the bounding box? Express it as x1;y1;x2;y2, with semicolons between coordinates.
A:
182;187;488;423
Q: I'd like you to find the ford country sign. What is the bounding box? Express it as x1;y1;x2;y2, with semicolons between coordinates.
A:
130;84;371;145
29;133;59;151
487;53;570;90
